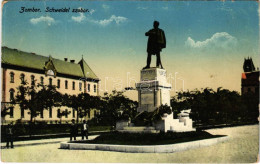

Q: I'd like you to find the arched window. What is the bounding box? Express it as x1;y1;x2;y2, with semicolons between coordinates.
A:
49;78;52;86
72;81;75;90
21;108;24;118
73;109;76;118
57;79;60;88
94;84;97;93
65;109;68;118
40;110;44;118
10;72;14;83
9;88;15;102
79;82;82;91
65;80;68;89
57;109;61;117
49;108;52;118
88;84;90;92
31;75;35;86
9;107;14;118
20;74;25;84
40;77;44;85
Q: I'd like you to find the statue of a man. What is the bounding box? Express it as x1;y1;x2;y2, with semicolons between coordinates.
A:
143;21;166;69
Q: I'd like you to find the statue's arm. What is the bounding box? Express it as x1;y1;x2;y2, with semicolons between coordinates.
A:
163;30;166;47
145;30;153;36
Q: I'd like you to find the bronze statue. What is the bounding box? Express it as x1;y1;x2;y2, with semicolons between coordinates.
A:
143;21;166;69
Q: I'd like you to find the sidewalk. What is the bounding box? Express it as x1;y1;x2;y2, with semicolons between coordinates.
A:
1;135;99;148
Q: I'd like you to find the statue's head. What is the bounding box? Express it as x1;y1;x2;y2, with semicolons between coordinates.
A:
153;21;159;29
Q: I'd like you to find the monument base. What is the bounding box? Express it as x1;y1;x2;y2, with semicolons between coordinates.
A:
154;113;196;132
116;67;195;133
116;112;195;133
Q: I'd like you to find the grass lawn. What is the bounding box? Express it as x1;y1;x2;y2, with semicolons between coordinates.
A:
73;131;226;145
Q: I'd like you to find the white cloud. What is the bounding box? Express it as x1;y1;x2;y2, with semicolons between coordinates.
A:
87;15;127;26
137;6;148;10
89;9;95;15
162;6;168;10
30;16;55;26
71;13;86;23
185;32;237;49
102;4;110;10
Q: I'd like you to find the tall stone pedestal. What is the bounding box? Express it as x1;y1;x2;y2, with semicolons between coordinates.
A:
117;67;195;133
136;67;171;113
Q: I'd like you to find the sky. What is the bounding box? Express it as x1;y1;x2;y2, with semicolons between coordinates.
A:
2;1;259;100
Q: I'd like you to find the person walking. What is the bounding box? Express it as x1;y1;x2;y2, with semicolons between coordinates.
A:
70;119;77;141
81;120;89;140
6;122;14;148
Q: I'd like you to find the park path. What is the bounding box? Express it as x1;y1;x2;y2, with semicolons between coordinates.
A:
1;125;259;163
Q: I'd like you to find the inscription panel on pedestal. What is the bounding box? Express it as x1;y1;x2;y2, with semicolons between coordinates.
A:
141;93;154;105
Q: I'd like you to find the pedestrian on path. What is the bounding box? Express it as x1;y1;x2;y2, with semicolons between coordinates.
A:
81;120;89;140
6;122;14;148
70;119;77;141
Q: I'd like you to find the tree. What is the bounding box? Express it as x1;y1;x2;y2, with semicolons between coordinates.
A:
65;93;98;123
37;84;63;120
170;87;247;127
99;90;138;125
57;109;71;123
15;83;44;123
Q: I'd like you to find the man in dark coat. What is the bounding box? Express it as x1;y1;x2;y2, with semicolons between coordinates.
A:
6;122;14;148
70;119;77;141
143;21;166;69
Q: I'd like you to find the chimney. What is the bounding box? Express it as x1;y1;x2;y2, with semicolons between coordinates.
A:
64;58;68;62
70;60;75;63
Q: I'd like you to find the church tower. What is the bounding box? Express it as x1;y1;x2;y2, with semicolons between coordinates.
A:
243;57;256;72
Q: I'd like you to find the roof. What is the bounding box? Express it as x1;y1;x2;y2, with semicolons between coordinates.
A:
1;47;99;80
78;58;99;80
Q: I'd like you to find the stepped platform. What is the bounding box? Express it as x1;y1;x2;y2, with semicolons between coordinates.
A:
118;126;160;133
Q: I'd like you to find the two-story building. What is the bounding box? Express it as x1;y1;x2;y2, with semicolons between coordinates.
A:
1;47;100;124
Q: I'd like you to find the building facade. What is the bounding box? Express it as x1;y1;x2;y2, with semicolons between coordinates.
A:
1;47;100;124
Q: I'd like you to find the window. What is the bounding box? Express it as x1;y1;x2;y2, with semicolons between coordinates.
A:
10;107;14;118
9;88;15;102
65;109;68;118
65;80;68;89
88;84;90;92
73;109;75;118
57;79;60;88
40;110;44;118
79;82;82;91
31;75;35;86
21;108;24;118
94;84;97;93
49;108;52;118
20;74;25;84
10;72;14;83
72;81;75;90
40;77;44;85
49;78;52;86
47;70;54;76
57;109;61;117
